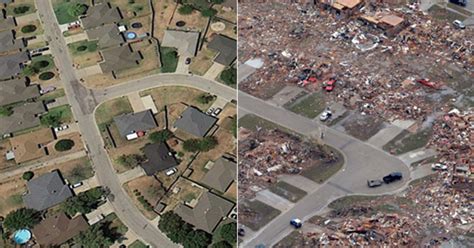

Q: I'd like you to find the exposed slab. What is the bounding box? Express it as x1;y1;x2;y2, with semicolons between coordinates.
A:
255;189;294;212
367;123;405;148
278;174;319;193
398;148;437;165
269;85;306;107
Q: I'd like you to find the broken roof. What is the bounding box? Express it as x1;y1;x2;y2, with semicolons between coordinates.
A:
86;23;125;49
99;45;142;73
174;192;234;233
336;0;362;9
0;30;24;53
81;3;122;30
0;101;46;135
141;142;178;175
113;109;157;137
207;34;237;66
201;157;236;192
0;78;40;106
0;51;29;80
174;107;217;137
32;213;89;247
380;15;405;27
9;128;54;163
23;171;74;211
161;30;200;58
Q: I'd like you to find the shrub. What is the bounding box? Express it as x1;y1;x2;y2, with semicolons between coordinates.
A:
220;67;236;86
21;24;37;33
211;0;225;4
116;154;145;169
0;106;13;116
183;136;218;152
67;3;88;17
197;93;215;104
178;4;193;15
201;8;217;17
77;45;88;52
61;187;105;216
220;222;237;244
22;171;34;181
3;208;40;231
13;5;30;15
33;60;50;69
149;129;172;143
55;139;75;151
39;71;55;80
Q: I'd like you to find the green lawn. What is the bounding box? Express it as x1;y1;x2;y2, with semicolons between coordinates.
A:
328;195;380;211
6;4;36;17
41;104;73;126
95;97;133;126
22;55;56;76
53;0;89;24
67;40;98;55
383;129;432;155
129;240;148;248
285;92;326;119
38;88;66;101
269;181;307;203
160;47;178;73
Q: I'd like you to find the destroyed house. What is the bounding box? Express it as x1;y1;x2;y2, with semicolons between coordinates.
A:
80;2;122;30
141;142;178;176
360;13;408;36
319;0;364;16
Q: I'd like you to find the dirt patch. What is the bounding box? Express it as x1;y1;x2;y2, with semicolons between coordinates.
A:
140;86;215;113
153;0;176;40
189;46;218;75
124;176;164;219
269;181;307;203
238;199;281;231
341;113;385;141
159;177;206;212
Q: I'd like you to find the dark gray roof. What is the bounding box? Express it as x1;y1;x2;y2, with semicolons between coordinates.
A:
141;142;178;175
0;78;40;105
0;101;45;135
23;171;74;211
161;30;200;58
0;30;25;53
174;107;217;137
99;45;142;73
86;24;124;49
81;3;122;30
113;110;157;137
0;0;13;4
0;51;29;80
201;157;236;192
207;35;236;66
0;11;15;31
174;192;234;233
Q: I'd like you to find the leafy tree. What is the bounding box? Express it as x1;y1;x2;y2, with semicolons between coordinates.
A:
183;230;212;248
197;93;215;104
212;241;232;248
230;116;237;137
55;139;75;152
201;8;217;17
61;187;105;216
21;24;37;33
21;65;39;76
149;129;172;143
0;106;13;116
158;211;193;243
3;208;41;231
183;136;218;152
22;171;34;181
210;0;225;4
220;67;236;86
116;154;145;169
67;3;88;17
41;111;62;127
220;222;237;244
74;224;112;248
13;5;30;14
178;4;193;15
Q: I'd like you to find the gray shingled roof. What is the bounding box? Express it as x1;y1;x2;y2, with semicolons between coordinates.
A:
81;3;122;30
0;51;29;80
0;78;40;106
207;35;236;66
161;30;200;58
174;107;217;137
0;101;45;135
99;45;142;73
23;171;74;211
0;11;15;31
174;192;234;233
86;23;124;49
113;110;157;137
0;30;25;53
141;142;178;175
201;157;236;192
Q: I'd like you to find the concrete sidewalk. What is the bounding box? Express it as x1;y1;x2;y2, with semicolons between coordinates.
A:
117;166;146;184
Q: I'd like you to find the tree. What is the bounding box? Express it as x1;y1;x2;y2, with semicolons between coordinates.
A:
149;129;172;143
116;154;145;169
41;111;62;127
183;136;218;152
0;106;13;117
158;211;192;243
67;3;88;17
3;208;41;231
178;4;193;15
61;187;105;216
197;93;215;104
220;222;237;244
201;8;217;17
212;241;232;248
74;224;112;248
21;24;37;33
183;230;212;248
55;139;75;151
210;0;225;4
22;171;34;181
220;67;236;86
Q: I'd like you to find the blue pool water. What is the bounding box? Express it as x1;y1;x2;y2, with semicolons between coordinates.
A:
126;32;137;39
13;229;31;244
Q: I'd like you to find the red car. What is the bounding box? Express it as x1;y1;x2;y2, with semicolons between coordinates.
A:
417;79;438;89
324;79;336;92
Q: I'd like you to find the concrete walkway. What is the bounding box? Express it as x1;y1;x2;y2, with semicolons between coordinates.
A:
367;123;405;148
117;167;146;184
127;92;146;113
278;175;319;193
175;57;189;74
64;33;88;44
85;201;114;225
73;176;100;194
203;62;226;80
255;190;295;212
398;148;437;165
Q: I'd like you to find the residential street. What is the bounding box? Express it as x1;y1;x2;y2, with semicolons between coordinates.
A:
238;92;411;247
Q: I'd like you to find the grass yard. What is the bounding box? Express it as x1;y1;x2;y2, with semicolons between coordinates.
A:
189;48;218;75
140;86;216;112
41;104;73;126
5;0;36;17
269;181;307;203
53;0;90;25
95;96;133;126
285;91;326;119
301;146;344;183
63;157;94;184
342;113;384;141
124;176;164;219
38;88;66;101
129;240;148;248
160;47;179;73
67;40;98;55
383;129;432;155
238;199;281;231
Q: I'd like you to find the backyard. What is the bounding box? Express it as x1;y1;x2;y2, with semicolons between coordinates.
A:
53;0;90;25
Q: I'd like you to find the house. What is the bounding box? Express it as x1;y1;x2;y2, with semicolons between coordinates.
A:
207;34;237;66
99;45;142;75
32;213;89;247
0;77;40;106
174;192;234;233
80;3;122;30
23;170;74;211
9;128;54;163
113;110;157;138
0;101;46;135
141;142;178;176
201;157;236;192
0;30;25;53
86;23;125;49
161;30;200;58
174;107;217;137
0;51;29;80
0;10;15;31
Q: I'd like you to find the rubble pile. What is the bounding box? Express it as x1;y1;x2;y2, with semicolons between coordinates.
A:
238;128;334;199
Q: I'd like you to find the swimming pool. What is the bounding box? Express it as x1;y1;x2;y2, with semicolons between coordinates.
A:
13;229;31;244
126;32;137;40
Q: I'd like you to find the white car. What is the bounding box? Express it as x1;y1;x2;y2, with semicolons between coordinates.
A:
432;163;448;171
453;20;466;29
211;108;222;117
320;110;332;121
54;125;69;132
165;168;177;176
206;108;215;115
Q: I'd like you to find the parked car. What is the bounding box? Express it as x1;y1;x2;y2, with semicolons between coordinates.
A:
453;20;466;29
382;172;403;184
238;227;245;236
185;57;191;65
320;110;332;121
54;125;69;132
367;179;383;188
290;218;302;228
71;182;83;188
206;107;215;115
449;0;467;7
432;163;448;171
40;86;56;94
211;108;222;117
165;168;177;176
324;79;336;92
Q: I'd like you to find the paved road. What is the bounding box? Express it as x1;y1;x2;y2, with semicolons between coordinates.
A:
238;92;410;247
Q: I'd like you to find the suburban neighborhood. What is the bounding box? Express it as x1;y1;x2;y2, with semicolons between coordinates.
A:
0;0;236;247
